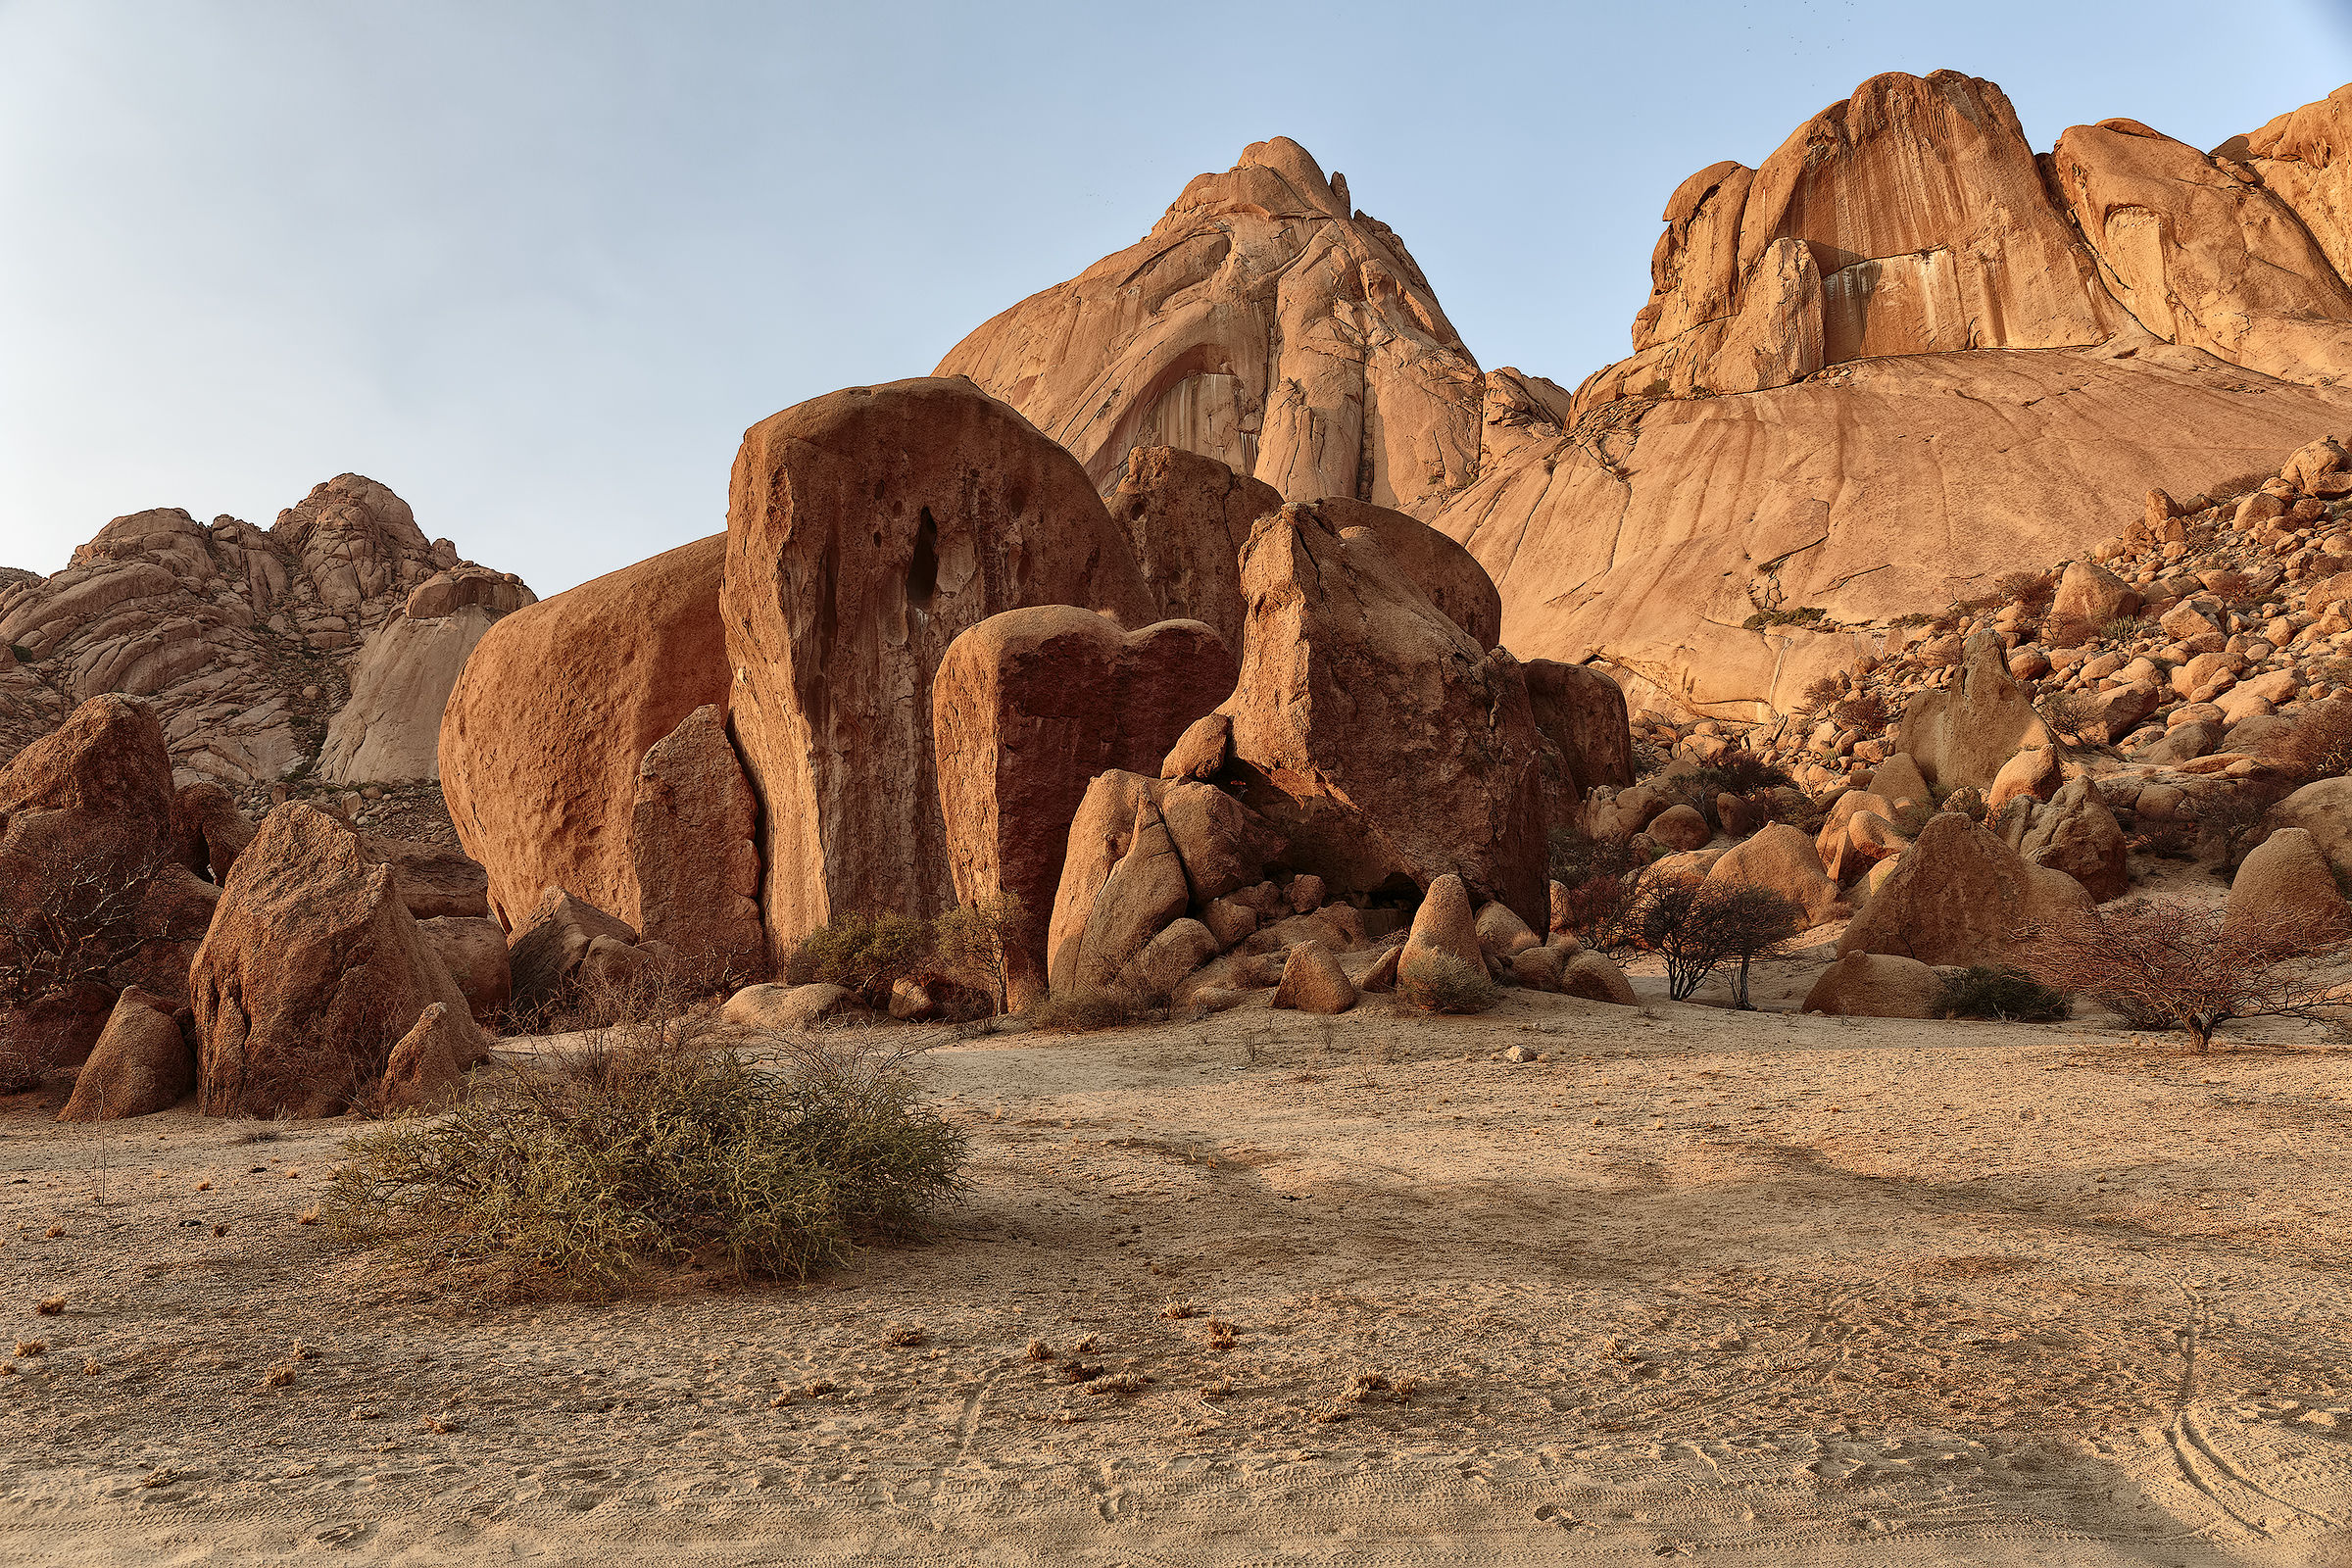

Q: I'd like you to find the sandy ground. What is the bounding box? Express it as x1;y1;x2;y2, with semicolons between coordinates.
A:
5;971;2352;1566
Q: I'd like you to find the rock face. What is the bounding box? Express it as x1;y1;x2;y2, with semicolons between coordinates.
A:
2239;86;2352;291
1421;72;2352;718
507;888;641;1019
724;377;1155;962
628;705;763;982
188;802;479;1118
441;534;729;930
0;696;184;1088
2010;777;2130;903
1896;633;2051;791
934;608;1236;1002
318;605;505;784
1706;822;1843;927
1208;501;1547;926
2261;778;2352;883
0;476;529;787
1522;660;1636;801
1838;812;2095;968
937;137;1484;519
2053;119;2352;387
56;987;193;1121
1104;447;1281;653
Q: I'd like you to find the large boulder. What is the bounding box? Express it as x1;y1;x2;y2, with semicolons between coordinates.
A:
507;888;641;1019
1706;822;1844;926
723;377;1154;965
1895;632;2052;791
1103;447;1282;652
0;696;181;1088
1397;873;1483;986
1064;796;1192;995
2049;559;2140;638
416;916;512;1030
1272;939;1356;1014
188;802;481;1118
2011;777;2130;903
1211;501;1547;926
2262;778;2352;884
1648;804;1711;852
1838;811;2095;968
2226;826;2352;940
55;987;194;1122
1801;951;1943;1019
359;836;491;921
934;607;1236;1004
1985;746;2064;812
171;781;254;885
440;533;730;930
937;137;1484;518
1522;660;1637;808
628;704;763;984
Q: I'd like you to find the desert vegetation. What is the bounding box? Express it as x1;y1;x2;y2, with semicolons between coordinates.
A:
2022;899;2348;1052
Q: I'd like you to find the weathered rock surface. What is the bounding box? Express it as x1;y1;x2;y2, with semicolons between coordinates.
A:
1896;632;2050;791
2262;777;2352;883
1801;951;1943;1019
416;916;512;1030
1211;502;1546;925
628;704;763;982
441;534;728;931
189;802;479;1118
507;888;640;1020
722;982;863;1032
2010;777;2131;903
56;987;193;1121
1104;447;1280;653
935;608;1235;1002
377;1001;475;1113
1561;950;1637;1005
1838;812;2096;968
1271;939;1355;1013
1706;822;1843;927
1397;874;1482;986
724;377;1154;963
0;477;528;788
2227;825;2352;939
319;605;504;784
938;137;1484;518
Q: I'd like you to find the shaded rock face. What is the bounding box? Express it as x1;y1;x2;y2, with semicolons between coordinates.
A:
441;534;730;931
629;705;763;983
0;476;529;787
723;377;1155;963
2239;86;2352;291
189;802;478;1119
1105;447;1281;653
1209;502;1548;927
1522;661;1635;804
938;137;1484;519
1838;812;2095;968
934;607;1236;1004
2010;777;2130;904
508;888;640;1020
0;696;184;1089
57;988;194;1121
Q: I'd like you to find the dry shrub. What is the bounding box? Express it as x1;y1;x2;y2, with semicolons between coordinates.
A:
1996;570;2056;610
1028;987;1160;1032
1798;674;1845;715
1833;691;1889;732
1694;750;1795;798
1933;965;2070;1021
2040;610;2094;649
2019;898;2348;1052
1395;954;1500;1015
324;1019;967;1297
933;892;1025;1016
2035;688;2101;745
1617;875;1800;1004
785;912;932;1004
2195;786;2278;872
2258;698;2352;784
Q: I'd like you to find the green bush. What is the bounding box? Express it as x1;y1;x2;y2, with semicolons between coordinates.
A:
326;1026;965;1297
1933;965;2070;1022
1396;954;1501;1015
786;912;932;1003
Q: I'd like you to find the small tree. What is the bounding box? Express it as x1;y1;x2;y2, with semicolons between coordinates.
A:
933;891;1026;1016
2195;786;2275;874
2020;898;2349;1053
786;912;932;1006
1621;875;1801;1004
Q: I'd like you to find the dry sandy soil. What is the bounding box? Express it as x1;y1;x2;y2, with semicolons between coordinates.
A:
5;958;2352;1566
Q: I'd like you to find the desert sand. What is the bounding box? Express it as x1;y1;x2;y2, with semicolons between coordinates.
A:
5;966;2351;1566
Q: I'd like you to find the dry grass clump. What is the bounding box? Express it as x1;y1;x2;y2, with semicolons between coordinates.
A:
1024;1339;1054;1361
1087;1371;1149;1397
33;1298;62;1316
1201;1318;1236;1349
1028;987;1161;1032
324;1018;967;1297
1396;954;1500;1015
883;1324;925;1348
1157;1299;1200;1320
15;1341;45;1357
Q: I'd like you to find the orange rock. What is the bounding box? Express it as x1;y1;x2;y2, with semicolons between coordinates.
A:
189;802;479;1118
440;534;729;930
1105;447;1279;652
934;607;1236;1004
2240;85;2352;289
629;704;762;984
724;377;1154;963
938;138;1484;518
55;988;192;1122
1212;502;1546;926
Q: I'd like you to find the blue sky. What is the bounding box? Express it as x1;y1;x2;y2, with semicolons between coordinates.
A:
4;0;2350;595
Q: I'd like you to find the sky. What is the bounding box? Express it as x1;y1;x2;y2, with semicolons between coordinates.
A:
4;1;2351;597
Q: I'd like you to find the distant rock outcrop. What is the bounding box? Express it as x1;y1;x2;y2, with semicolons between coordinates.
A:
0;476;530;790
937;137;1484;519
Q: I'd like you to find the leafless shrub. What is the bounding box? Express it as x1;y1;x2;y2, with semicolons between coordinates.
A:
1797;674;1846;715
2195;787;2277;873
1028;987;1162;1032
2018;898;2349;1052
933;892;1026;1016
1610;874;1801;1003
1833;691;1889;732
2258;698;2352;784
2036;688;2102;746
0;848;167;1010
1996;570;2056;610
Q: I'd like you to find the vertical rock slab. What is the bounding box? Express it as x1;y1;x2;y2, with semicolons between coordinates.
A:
1894;631;2051;791
319;605;504;784
723;376;1154;962
1214;502;1547;927
440;534;730;930
189;802;479;1118
629;704;763;983
1105;447;1280;652
933;607;1235;1004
